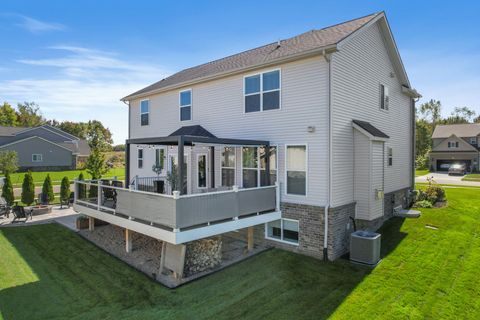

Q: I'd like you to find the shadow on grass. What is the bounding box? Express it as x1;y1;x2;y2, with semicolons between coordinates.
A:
0;218;409;320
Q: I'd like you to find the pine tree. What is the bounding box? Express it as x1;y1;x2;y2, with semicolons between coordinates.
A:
78;172;85;199
60;176;70;201
41;174;55;204
2;172;14;205
21;171;35;205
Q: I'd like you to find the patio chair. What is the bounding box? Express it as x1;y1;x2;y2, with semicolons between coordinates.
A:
0;197;10;219
11;206;32;223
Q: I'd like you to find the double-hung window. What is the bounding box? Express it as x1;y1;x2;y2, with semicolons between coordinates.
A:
266;218;299;244
242;147;258;188
180;90;192;121
244;70;280;112
286;145;307;196
32;154;43;162
138;149;143;168
380;84;389;110
197;154;207;188
448;141;459;148
388;147;393;166
140;100;149;126
221;147;236;187
470;137;477;145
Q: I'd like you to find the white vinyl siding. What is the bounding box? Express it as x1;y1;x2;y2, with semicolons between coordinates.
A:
129;55;329;206
331;22;412;207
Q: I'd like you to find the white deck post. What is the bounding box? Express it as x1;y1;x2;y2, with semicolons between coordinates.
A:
275;182;280;211
125;229;132;253
73;180;78;203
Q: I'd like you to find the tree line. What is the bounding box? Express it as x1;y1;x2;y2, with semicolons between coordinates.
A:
416;99;478;169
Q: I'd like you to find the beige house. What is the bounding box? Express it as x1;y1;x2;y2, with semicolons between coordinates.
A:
430;124;480;172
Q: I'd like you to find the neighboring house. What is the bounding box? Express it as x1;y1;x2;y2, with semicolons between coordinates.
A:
430;123;480;172
0;124;90;171
73;11;419;268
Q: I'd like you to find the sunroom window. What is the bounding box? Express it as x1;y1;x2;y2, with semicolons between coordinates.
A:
242;147;258;188
260;146;277;186
221;147;236;187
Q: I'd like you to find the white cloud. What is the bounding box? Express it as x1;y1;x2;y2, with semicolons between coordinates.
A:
15;15;65;33
0;46;169;143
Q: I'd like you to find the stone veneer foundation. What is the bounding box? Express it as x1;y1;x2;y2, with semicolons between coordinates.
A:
236;187;412;261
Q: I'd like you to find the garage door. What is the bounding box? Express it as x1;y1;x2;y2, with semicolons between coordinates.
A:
436;160;471;171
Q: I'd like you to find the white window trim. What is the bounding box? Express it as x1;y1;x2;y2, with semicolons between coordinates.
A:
221;147;236;187
240;145;278;188
265;218;299;246
137;148;144;168
32;154;43;162
196;153;208;189
140;99;150;126
380;84;389;112
243;68;282;113
285;144;308;197
179;89;192;122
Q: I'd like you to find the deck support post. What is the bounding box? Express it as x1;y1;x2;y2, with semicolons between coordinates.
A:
88;217;95;231
159;242;167;276
247;226;254;252
125;229;132;253
210;146;215;189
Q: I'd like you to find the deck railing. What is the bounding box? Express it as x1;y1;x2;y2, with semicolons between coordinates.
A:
74;180;279;231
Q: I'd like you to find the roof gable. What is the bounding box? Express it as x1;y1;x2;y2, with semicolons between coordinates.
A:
432;124;480;139
169;125;216;138
352;120;389;141
0;136;74;153
432;134;478;152
122;12;381;101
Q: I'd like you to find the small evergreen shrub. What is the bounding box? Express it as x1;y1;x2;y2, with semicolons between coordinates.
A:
415;200;433;208
78;172;85;199
21;171;35;206
60;176;71;201
42;174;55;204
2;172;14;205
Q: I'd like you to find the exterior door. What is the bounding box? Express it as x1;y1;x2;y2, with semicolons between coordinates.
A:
371;141;385;218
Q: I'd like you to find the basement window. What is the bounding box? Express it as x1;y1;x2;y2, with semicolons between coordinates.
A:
266;218;299;245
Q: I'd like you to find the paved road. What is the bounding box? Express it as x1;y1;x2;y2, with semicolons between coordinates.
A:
416;172;480;187
13;185;61;197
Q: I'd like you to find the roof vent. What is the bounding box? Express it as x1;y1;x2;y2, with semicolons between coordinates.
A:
276;39;281;48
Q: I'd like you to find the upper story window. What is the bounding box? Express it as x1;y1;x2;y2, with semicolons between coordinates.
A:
180;90;192;121
380;84;389;110
448;141;459;148
387;147;393;166
32;154;43;162
140;100;149;126
137;149;143;168
286;145;307;196
470;137;477;145
244;70;280;113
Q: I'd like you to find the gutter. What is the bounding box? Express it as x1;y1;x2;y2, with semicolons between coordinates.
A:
121;45;338;102
323;50;333;261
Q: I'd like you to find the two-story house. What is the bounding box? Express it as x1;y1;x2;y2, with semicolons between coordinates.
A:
430;124;480;172
73;12;419;276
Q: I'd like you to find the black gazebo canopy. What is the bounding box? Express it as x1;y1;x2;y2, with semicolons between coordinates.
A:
126;125;271;194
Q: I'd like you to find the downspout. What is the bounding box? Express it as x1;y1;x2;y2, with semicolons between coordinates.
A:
323;50;333;261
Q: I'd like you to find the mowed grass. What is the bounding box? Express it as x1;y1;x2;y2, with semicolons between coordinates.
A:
7;168;125;187
1;187;480;319
415;169;430;177
462;173;480;182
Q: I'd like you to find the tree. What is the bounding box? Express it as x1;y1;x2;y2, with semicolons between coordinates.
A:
16;102;45;127
112;144;125;152
2;172;14;206
86;120;113;151
21;172;35;206
0;151;19;173
0;102;18;126
77;172;85;199
415;119;432;159
56;121;89;139
419;99;442;128
450;106;476;122
86;149;108;180
60;176;71;201
41;174;55;204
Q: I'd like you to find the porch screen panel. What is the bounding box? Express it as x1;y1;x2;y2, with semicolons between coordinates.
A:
260;146;277;186
221;147;235;187
242;147;258;188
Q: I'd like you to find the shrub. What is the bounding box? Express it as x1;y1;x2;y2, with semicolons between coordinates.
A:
416;177;446;205
415;200;433;208
77;172;86;199
415;153;430;170
60;176;70;201
2;172;14;205
21;171;35;205
41;174;55;204
0;150;19;173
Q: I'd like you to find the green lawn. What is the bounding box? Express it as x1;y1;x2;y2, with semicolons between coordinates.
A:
7;168;125;187
415;169;430;177
462;173;480;182
1;187;480;319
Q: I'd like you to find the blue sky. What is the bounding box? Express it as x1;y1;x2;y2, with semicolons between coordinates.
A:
0;0;479;143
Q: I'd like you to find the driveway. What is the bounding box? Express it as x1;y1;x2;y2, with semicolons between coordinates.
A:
416;172;480;187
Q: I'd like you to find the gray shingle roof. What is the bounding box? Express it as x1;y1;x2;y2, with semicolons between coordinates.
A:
123;12;380;100
353;120;389;139
0;126;28;136
169;125;216;138
432;124;480;139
